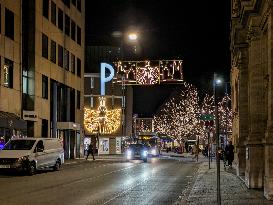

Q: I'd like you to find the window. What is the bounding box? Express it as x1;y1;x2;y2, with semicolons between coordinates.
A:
42;75;48;99
51;1;56;25
3;58;13;88
58;45;63;67
42;119;48;138
63;0;70;8
77;26;81;45
71;53;75;73
65;14;70;36
76;0;81;12
77;90;80;109
76;58;81;77
64;49;69;70
5;8;14;40
0;4;1;34
50;40;56;63
72;0;76;6
42;0;49;19
42;33;48;59
58;8;63;31
71;20;76;41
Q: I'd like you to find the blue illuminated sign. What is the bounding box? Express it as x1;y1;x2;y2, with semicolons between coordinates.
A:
100;63;114;95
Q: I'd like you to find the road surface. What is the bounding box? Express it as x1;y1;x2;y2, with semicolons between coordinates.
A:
0;157;198;205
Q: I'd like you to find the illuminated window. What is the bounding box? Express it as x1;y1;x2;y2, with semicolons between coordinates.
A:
3;58;13;88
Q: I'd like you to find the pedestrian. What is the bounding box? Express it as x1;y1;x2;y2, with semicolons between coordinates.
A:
86;143;95;160
225;141;234;167
192;144;199;162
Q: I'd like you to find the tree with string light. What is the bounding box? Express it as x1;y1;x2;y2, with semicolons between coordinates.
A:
154;83;200;151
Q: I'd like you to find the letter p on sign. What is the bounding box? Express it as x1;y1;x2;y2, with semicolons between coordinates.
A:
100;63;114;96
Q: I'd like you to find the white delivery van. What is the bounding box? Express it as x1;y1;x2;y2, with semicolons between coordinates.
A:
0;138;64;175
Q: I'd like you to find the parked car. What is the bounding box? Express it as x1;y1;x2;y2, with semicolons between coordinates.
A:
125;144;149;162
0;138;64;175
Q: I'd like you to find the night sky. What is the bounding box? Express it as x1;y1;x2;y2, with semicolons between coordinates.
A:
86;0;231;117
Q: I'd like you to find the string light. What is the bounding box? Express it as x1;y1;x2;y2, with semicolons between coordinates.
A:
84;97;121;134
113;60;183;85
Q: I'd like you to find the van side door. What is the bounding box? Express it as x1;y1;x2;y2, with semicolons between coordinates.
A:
34;140;46;169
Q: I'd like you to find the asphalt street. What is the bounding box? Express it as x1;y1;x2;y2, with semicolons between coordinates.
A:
0;157;199;205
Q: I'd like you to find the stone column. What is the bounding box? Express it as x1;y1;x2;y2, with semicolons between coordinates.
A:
264;11;273;200
234;46;249;177
245;28;266;189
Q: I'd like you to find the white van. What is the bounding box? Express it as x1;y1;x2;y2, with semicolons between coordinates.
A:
0;138;64;175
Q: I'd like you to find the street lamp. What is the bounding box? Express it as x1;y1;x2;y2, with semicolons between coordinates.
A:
128;33;138;41
213;73;222;205
112;31;139;138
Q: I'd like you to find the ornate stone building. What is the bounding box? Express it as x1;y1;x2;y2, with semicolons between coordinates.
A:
231;0;273;199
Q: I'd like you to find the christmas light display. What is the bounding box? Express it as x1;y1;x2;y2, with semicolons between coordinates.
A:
134;118;154;133
154;83;200;144
218;94;232;134
154;88;232;145
136;61;159;85
84;97;121;134
113;60;183;85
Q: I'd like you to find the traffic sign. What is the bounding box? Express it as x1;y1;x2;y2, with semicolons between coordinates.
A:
200;114;214;121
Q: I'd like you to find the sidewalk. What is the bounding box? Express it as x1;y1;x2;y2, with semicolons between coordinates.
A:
183;160;273;205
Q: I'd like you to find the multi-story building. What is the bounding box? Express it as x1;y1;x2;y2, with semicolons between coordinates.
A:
0;0;27;146
231;0;273;200
0;0;85;159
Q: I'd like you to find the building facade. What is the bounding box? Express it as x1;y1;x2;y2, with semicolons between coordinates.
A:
231;0;273;199
0;0;85;159
84;73;133;154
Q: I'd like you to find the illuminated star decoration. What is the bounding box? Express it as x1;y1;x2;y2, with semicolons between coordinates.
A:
84;97;121;134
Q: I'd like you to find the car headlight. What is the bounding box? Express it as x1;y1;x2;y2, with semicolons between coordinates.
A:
126;150;132;159
151;149;156;155
17;156;29;162
142;150;148;157
127;150;132;156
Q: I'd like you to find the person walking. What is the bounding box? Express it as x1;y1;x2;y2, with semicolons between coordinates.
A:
225;141;234;167
86;143;95;160
192;144;199;162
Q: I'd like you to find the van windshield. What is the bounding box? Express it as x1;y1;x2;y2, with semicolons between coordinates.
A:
3;140;36;150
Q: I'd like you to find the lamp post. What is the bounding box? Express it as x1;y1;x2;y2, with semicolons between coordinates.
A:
213;73;221;205
114;31;139;138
